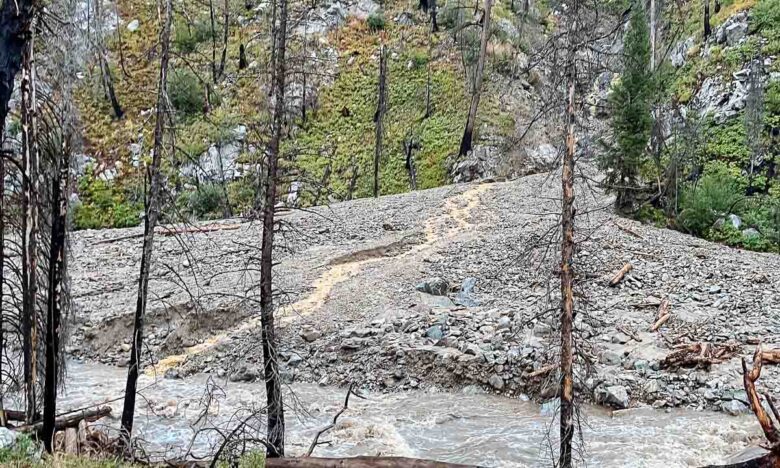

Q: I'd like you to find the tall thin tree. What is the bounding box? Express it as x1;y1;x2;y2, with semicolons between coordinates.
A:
120;0;173;441
458;0;492;157
373;43;387;198
259;0;289;456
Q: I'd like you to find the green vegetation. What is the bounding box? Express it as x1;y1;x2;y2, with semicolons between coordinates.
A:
367;11;387;31
169;68;206;117
600;0;653;213
72;168;143;230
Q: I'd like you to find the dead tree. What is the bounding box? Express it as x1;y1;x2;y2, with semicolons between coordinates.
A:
93;0;124;119
0;0;34;131
558;7;578;465
458;0;492;157
373;44;387;198
120;0;173;441
703;0;711;39
210;0;230;82
259;0;289;456
20;25;40;424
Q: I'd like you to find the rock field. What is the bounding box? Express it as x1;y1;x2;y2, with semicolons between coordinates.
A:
69;168;780;414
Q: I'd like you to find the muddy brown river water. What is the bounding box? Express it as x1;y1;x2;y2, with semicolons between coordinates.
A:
54;361;761;467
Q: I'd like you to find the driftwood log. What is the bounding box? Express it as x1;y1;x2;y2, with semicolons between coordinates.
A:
660;342;740;371
267;457;483;467
608;263;632;287
16;406;111;433
702;346;780;467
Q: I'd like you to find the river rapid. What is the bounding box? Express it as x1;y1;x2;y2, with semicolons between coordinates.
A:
55;361;761;467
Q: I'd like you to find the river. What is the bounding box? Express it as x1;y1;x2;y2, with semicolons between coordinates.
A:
54;361;761;467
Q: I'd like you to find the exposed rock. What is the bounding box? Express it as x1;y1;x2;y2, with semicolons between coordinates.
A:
229;367;257;382
0;427;17;449
721;398;749;416
488;374;504;390
454;277;479;307
348;0;380;19
395;11;414;25
596;385;630;409
301;328;322;342
426;324;444;341
451;146;501;183
743;228;760;239
728;214;742;229
416;277;449;296
671;36;695;67
715;12;748;46
127;19;140;32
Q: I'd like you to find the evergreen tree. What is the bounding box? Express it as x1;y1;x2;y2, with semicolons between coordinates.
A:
601;0;653;213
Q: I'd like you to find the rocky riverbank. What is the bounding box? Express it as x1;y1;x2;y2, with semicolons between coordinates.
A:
68;169;780;415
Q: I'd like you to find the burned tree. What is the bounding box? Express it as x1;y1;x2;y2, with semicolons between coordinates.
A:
259;0;289;456
93;0;124;119
120;0;173;441
458;0;492;157
373;44;387;198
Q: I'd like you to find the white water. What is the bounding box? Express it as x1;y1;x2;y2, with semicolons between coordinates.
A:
58;361;761;467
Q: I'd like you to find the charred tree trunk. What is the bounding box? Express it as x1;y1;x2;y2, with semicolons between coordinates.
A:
239;43;248;69
404;134;418;190
94;0;124;119
703;0;711;39
458;0;492;157
373;44;387;199
559;12;578;468
0;147;4;427
21;28;40;425
42;137;70;452
430;0;438;32
0;0;34;130
260;0;288;457
120;0;172;441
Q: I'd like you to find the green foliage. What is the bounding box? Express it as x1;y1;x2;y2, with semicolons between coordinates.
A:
367;12;386;32
227;177;257;214
174;19;214;54
177;183;229;219
73;168;143;230
752;0;780;40
0;434;39;464
600;0;653;213
438;2;461;30
679;166;744;236
169;69;205;117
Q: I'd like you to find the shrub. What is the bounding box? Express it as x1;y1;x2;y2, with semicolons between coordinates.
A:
174;19;214;54
72;169;143;230
367;12;386;32
178;183;229;219
678;168;744;236
438;2;460;29
228;177;257;214
752;0;780;40
169;69;205;117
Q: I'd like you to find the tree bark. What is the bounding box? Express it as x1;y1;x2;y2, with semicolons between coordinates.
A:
373;44;387;198
42;134;70;452
559;11;578;468
260;0;288;457
20;26;39;425
704;0;711;39
0;0;34;131
458;0;492;157
120;0;172;441
94;0;124;119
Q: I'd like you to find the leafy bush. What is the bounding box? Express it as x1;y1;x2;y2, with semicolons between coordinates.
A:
174;20;214;54
178;183;229;219
438;2;460;29
73;169;143;230
678;167;744;236
169;69;205;117
228;177;257;214
752;0;780;40
367;12;386;32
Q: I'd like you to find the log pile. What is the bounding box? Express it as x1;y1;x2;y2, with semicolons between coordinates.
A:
660;342;741;370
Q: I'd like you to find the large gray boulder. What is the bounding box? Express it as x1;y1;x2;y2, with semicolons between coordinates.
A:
595;384;630;409
671;36;695;67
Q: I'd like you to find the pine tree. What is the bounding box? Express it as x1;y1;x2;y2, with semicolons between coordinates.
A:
601;0;653;213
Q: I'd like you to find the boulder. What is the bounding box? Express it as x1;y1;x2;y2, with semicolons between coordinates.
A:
728;213;742;229
451;146;501;183
415;277;449;296
0;427;17;449
426;325;444;341
596;385;630;409
301;328;322;342
454;277;479;307
488;374;504;390
671;36;695;67
348;0;380;19
743;228;760;239
721;398;749;416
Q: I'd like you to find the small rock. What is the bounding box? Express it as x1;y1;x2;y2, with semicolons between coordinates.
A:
454;277;479;307
426;325;444;341
596;385;630;409
722;399;749;416
301;329;322;342
488;374;504;390
742;228;760;239
127;19;140;32
0;427;18;449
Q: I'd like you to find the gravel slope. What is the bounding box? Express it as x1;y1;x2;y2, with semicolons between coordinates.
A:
69;169;780;413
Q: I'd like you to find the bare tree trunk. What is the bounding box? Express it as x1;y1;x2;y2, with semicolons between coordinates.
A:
458;0;492;157
430;0;438;32
94;0;124;119
0;0;34;131
703;0;711;39
260;0;288;456
559;11;578;468
42;136;70;452
373;44;387;198
0;149;4;428
650;0;656;71
120;0;172;441
21;27;40;425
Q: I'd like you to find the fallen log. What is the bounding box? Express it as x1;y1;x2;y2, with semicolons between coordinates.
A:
660;343;740;371
93;223;242;245
16;406;111;433
266;457;483;468
608;263;633;287
523;363;558;378
762;349;780;365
